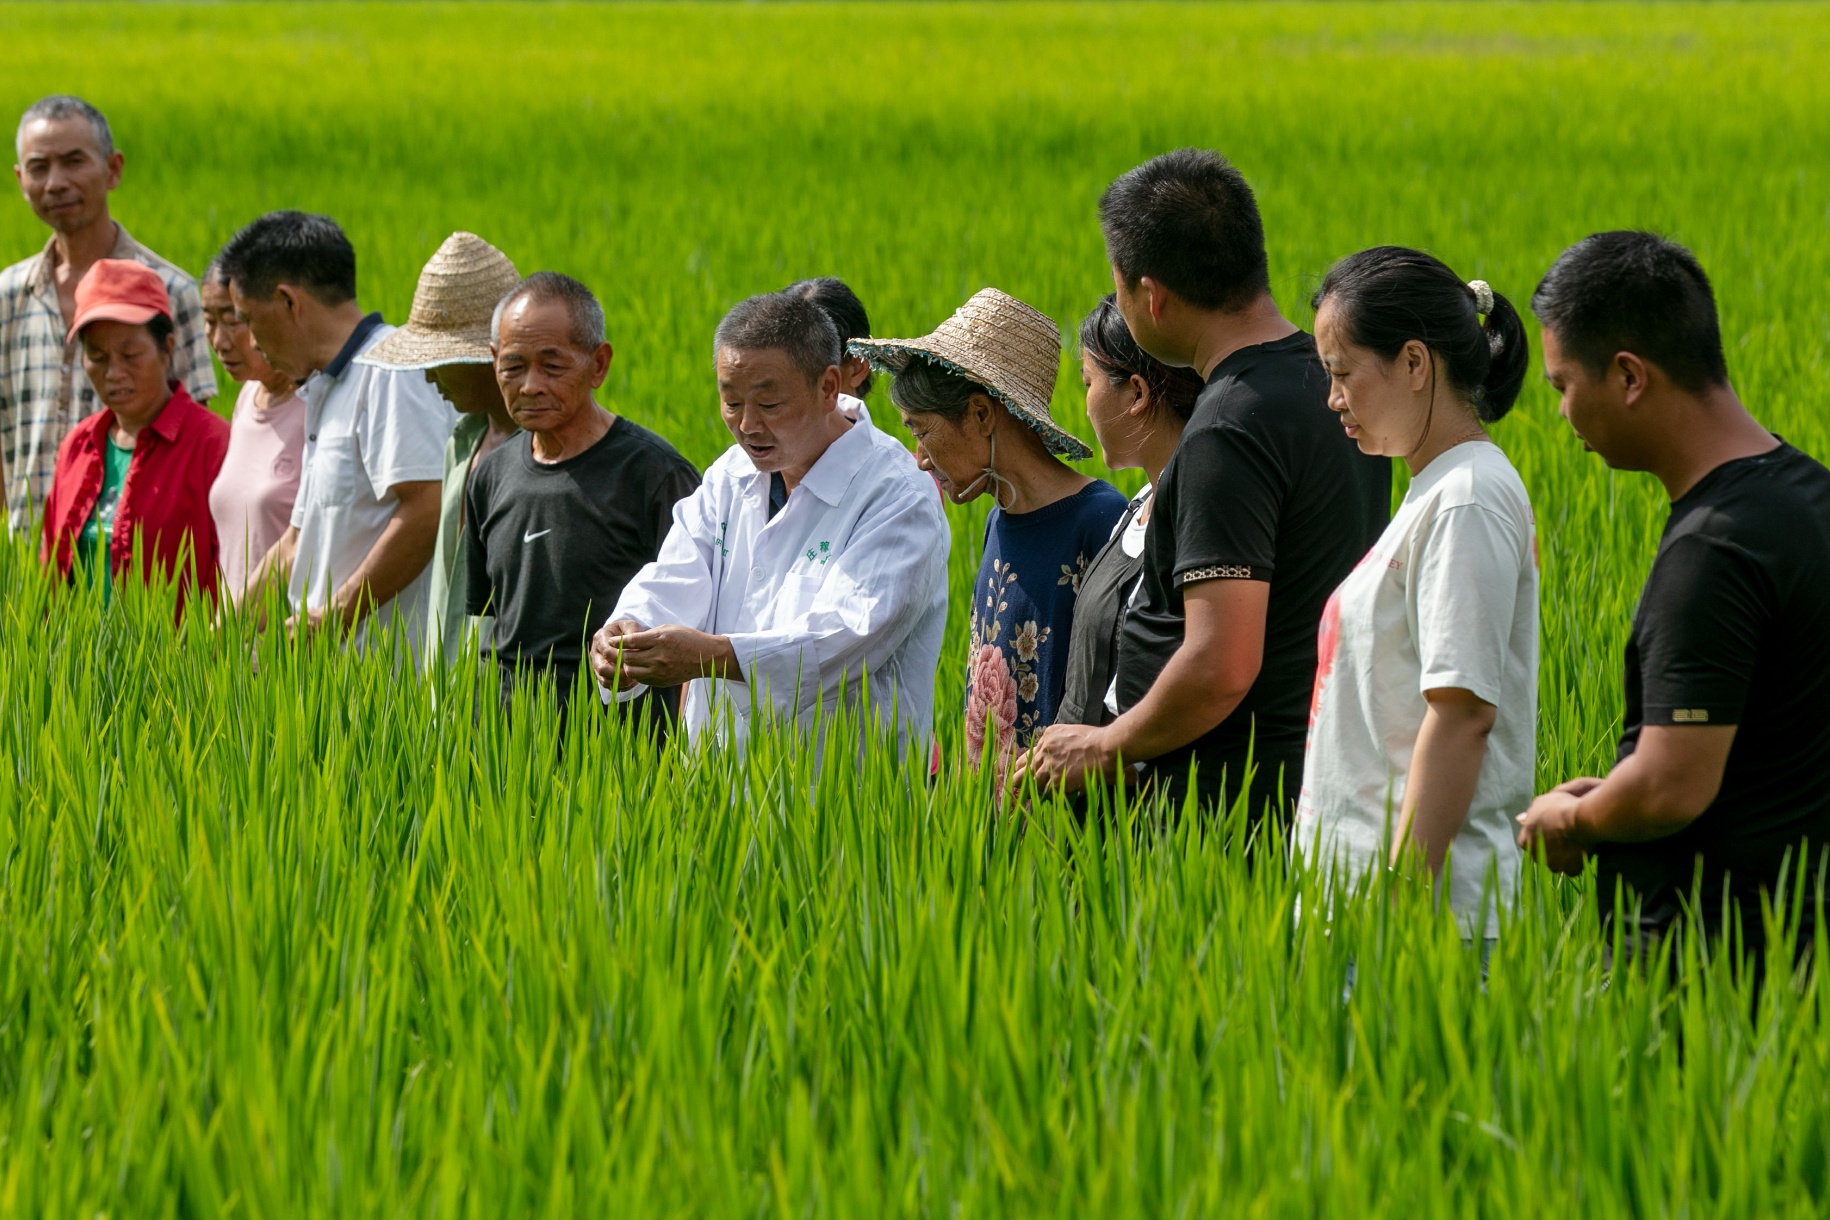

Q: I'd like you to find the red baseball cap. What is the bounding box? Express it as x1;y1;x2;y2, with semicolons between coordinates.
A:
67;258;173;344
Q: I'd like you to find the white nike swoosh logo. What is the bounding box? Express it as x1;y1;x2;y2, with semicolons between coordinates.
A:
523;529;551;543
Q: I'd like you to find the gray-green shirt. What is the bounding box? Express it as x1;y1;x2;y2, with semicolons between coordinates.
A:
425;413;513;664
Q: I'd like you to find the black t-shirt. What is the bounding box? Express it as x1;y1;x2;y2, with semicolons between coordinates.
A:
1597;443;1830;946
465;416;700;678
1114;331;1391;805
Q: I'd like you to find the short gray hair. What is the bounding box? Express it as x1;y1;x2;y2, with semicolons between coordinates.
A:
491;271;606;352
713;292;840;386
16;95;113;160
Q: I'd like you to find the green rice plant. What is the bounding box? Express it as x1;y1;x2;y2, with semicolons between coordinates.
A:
2;2;1830;1214
6;533;1829;1215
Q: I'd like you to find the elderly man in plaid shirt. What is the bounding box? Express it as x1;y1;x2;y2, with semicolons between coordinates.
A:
0;95;214;533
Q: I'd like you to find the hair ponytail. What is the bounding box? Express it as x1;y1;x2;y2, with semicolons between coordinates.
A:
1473;287;1528;422
1314;246;1530;424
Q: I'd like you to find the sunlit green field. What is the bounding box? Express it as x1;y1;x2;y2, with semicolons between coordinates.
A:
4;2;1830;1214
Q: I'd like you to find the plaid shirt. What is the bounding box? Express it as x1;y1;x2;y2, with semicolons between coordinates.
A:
0;224;216;533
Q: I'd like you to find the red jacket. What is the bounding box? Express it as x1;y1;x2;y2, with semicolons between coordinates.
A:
42;385;230;612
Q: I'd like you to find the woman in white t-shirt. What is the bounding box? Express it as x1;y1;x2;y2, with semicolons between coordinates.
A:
1296;247;1538;938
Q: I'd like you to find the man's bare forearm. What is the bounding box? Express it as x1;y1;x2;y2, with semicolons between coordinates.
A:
1581;725;1734;846
1105;644;1252;765
1103;578;1267;765
1519;724;1737;869
1573;752;1710;845
328;483;439;630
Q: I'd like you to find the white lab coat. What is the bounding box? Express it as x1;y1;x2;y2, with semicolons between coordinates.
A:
609;400;949;756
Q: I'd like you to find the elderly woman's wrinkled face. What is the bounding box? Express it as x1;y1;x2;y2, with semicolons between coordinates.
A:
202;279;281;388
901;394;997;504
81;319;174;429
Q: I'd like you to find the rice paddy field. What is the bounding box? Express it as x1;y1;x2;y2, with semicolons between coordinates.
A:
5;1;1830;1214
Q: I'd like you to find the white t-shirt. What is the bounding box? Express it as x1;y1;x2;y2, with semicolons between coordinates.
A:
291;319;456;657
1294;441;1538;936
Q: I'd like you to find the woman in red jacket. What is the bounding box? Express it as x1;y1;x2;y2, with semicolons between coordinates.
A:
42;259;229;612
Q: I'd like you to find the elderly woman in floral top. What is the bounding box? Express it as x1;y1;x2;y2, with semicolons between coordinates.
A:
854;289;1126;775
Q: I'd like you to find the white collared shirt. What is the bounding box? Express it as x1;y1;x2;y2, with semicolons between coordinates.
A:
294;320;456;656
609;399;949;754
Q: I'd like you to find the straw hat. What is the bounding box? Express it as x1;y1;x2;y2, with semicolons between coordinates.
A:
359;232;521;370
850;288;1090;460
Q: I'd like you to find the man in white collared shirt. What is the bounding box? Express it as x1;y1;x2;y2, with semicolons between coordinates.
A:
590;291;948;754
218;211;455;654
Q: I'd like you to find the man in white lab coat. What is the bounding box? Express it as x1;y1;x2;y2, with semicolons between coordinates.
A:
589;290;949;755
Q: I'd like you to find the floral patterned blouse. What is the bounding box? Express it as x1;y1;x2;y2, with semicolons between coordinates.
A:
966;479;1129;769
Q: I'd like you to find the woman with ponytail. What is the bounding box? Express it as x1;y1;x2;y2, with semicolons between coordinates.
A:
1295;247;1539;941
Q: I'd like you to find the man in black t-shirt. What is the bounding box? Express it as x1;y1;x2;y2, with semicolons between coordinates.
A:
1015;149;1390;813
467;272;699;717
1518;232;1830;954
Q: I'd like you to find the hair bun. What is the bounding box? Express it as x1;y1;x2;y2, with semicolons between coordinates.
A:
1314;247;1529;424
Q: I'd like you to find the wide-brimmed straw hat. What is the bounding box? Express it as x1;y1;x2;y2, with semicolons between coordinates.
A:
850;288;1090;460
360;232;520;370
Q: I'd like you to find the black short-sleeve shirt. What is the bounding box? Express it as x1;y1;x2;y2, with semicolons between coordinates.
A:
465;416;700;681
1114;331;1391;805
1596;443;1830;946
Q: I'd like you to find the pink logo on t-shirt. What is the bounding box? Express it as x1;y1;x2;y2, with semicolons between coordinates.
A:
1310;589;1343;726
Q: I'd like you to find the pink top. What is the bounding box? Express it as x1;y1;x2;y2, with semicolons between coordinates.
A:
208;380;306;603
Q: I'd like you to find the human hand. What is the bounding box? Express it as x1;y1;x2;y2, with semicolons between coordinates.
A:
1009;723;1118;796
1516;788;1594;875
283;605;332;642
284;593;363;642
595;623;735;689
590;618;647;691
